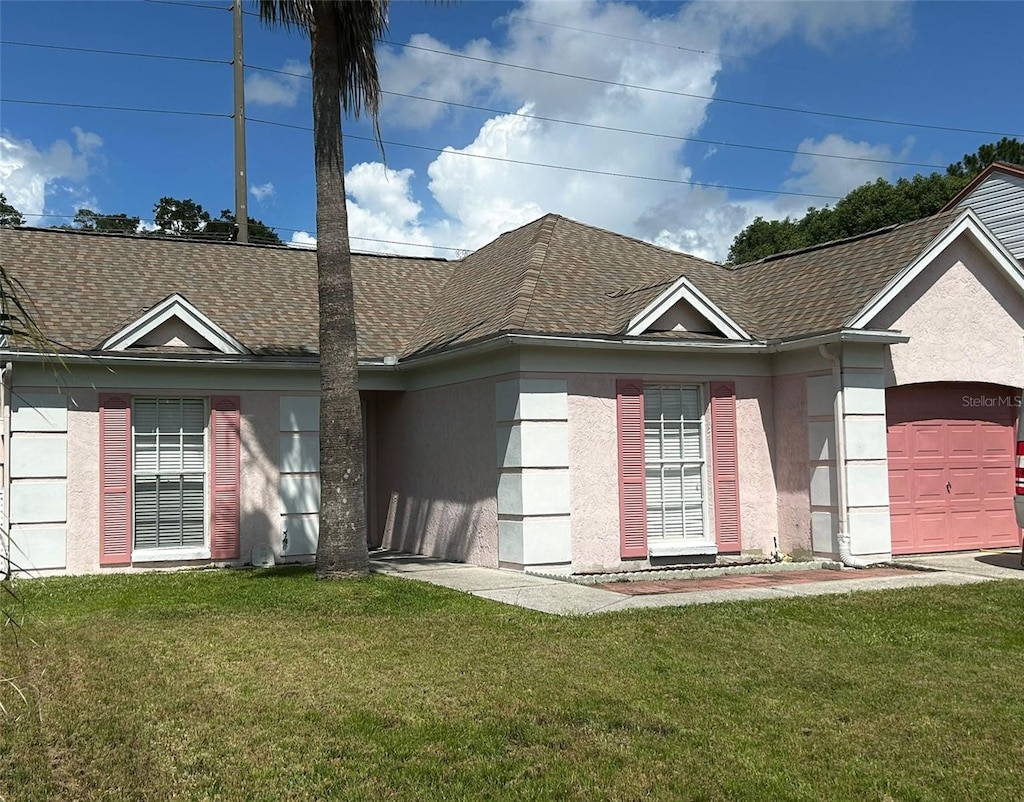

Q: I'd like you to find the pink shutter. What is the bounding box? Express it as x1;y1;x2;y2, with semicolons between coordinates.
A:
710;382;742;553
210;396;241;560
99;394;132;565
617;380;647;558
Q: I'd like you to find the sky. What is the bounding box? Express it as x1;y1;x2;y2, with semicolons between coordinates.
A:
1;0;1022;262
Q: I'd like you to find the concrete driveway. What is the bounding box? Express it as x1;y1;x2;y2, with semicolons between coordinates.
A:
896;548;1024;579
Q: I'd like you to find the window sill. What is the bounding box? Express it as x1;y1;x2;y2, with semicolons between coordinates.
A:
648;540;718;557
132;547;211;563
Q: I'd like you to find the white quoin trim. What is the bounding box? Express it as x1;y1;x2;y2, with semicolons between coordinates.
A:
848;208;1024;329
626;274;750;340
100;293;250;355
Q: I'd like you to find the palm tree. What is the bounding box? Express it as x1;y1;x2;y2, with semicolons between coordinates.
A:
257;1;390;579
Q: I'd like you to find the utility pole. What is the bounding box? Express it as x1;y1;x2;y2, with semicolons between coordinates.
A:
232;1;249;243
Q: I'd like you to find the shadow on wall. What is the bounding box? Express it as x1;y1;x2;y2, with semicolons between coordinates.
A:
383;491;482;563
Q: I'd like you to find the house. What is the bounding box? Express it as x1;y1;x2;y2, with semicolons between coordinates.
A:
942;161;1024;260
1;202;1021;577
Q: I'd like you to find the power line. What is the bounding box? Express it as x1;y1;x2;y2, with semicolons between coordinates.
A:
383;40;1022;139
506;14;799;71
247;116;844;200
13;211;466;254
0;39;231;66
1;97;231;120
247;62;946;171
142;0;230;11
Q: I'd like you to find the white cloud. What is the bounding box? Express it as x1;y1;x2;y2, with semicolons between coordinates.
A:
0;127;103;222
245;59;309;107
250;181;275;201
349;1;914;261
288;230;317;249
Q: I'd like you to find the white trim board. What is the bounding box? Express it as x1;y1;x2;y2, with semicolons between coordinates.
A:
101;293;250;355
848;209;1024;329
626;274;751;340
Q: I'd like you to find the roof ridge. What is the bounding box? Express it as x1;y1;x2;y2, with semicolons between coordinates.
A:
508;214;559;329
729;209;960;270
2;225;454;261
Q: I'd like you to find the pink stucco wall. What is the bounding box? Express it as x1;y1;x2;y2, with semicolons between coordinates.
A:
373;377;499;567
771;373;812;556
874;236;1024;389
58;387;283;574
567;373;778;572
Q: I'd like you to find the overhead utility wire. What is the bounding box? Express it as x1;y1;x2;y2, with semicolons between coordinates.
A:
142;0;230;11
247;116;843;201
506;14;798;70
1;97;231;119
383;40;1021;139
246;63;946;170
15;212;466;254
0;40;231;66
0;94;843;200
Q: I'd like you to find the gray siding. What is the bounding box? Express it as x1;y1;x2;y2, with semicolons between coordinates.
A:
955;172;1024;259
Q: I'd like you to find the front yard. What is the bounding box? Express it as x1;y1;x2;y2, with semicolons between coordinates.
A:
2;568;1023;801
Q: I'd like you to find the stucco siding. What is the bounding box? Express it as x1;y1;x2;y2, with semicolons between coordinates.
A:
875;237;1024;389
772;373;812;555
567;372;778;572
374;378;499;567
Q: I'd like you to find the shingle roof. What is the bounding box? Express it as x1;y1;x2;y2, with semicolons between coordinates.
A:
730;209;961;339
0;227;455;358
0;208;970;360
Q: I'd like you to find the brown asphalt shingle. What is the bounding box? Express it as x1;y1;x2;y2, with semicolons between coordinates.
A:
0;208;969;360
0;228;455;359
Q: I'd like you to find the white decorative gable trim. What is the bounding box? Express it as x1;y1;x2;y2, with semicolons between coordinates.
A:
848;208;1024;329
101;293;250;355
626;274;750;340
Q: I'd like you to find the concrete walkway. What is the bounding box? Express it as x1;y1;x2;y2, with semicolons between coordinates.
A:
369;548;1024;616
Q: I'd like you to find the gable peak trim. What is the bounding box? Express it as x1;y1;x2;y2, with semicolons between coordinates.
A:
847;208;1024;330
100;293;250;355
625;274;750;340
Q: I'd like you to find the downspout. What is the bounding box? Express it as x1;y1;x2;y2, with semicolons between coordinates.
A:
1;362;11;579
818;345;872;568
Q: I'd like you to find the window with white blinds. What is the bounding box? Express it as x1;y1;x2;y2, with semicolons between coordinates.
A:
644;385;707;541
133;398;206;550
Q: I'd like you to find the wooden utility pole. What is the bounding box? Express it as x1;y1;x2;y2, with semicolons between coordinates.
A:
232;1;248;243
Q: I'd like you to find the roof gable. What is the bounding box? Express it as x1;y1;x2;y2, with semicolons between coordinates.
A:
101;293;250;354
848;208;1024;329
625;273;750;339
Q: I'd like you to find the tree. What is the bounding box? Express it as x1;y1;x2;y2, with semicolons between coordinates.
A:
206;209;283;245
0;193;25;227
258;0;390;579
72;208;141;234
728;138;1023;263
153;196;211;235
947;136;1024;178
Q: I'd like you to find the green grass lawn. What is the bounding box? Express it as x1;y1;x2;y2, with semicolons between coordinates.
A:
2;568;1023;801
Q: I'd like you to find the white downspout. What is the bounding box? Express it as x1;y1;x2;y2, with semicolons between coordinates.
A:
818;345;872;568
1;362;11;579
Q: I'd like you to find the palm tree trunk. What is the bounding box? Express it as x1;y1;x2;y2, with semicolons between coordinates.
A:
311;5;368;579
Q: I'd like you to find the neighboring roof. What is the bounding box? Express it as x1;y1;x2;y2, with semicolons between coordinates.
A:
0;203;1009;362
729;209;963;339
940;162;1024;212
0;227;455;359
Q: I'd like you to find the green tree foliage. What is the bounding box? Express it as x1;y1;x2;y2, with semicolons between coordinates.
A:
728;138;1023;264
0;193;25;227
72;208;141;234
153;197;211;235
206;209;283;245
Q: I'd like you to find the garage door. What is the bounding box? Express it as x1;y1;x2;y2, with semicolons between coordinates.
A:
887;383;1021;554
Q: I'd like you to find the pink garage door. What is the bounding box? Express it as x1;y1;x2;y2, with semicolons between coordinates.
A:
887;383;1022;555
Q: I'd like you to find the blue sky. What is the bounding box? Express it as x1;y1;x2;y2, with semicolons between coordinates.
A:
1;0;1022;260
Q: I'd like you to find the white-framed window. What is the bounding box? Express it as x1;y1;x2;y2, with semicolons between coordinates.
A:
132;398;207;552
643;385;709;545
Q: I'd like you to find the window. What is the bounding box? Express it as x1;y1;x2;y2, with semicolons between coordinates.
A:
133;398;206;551
643;385;708;543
